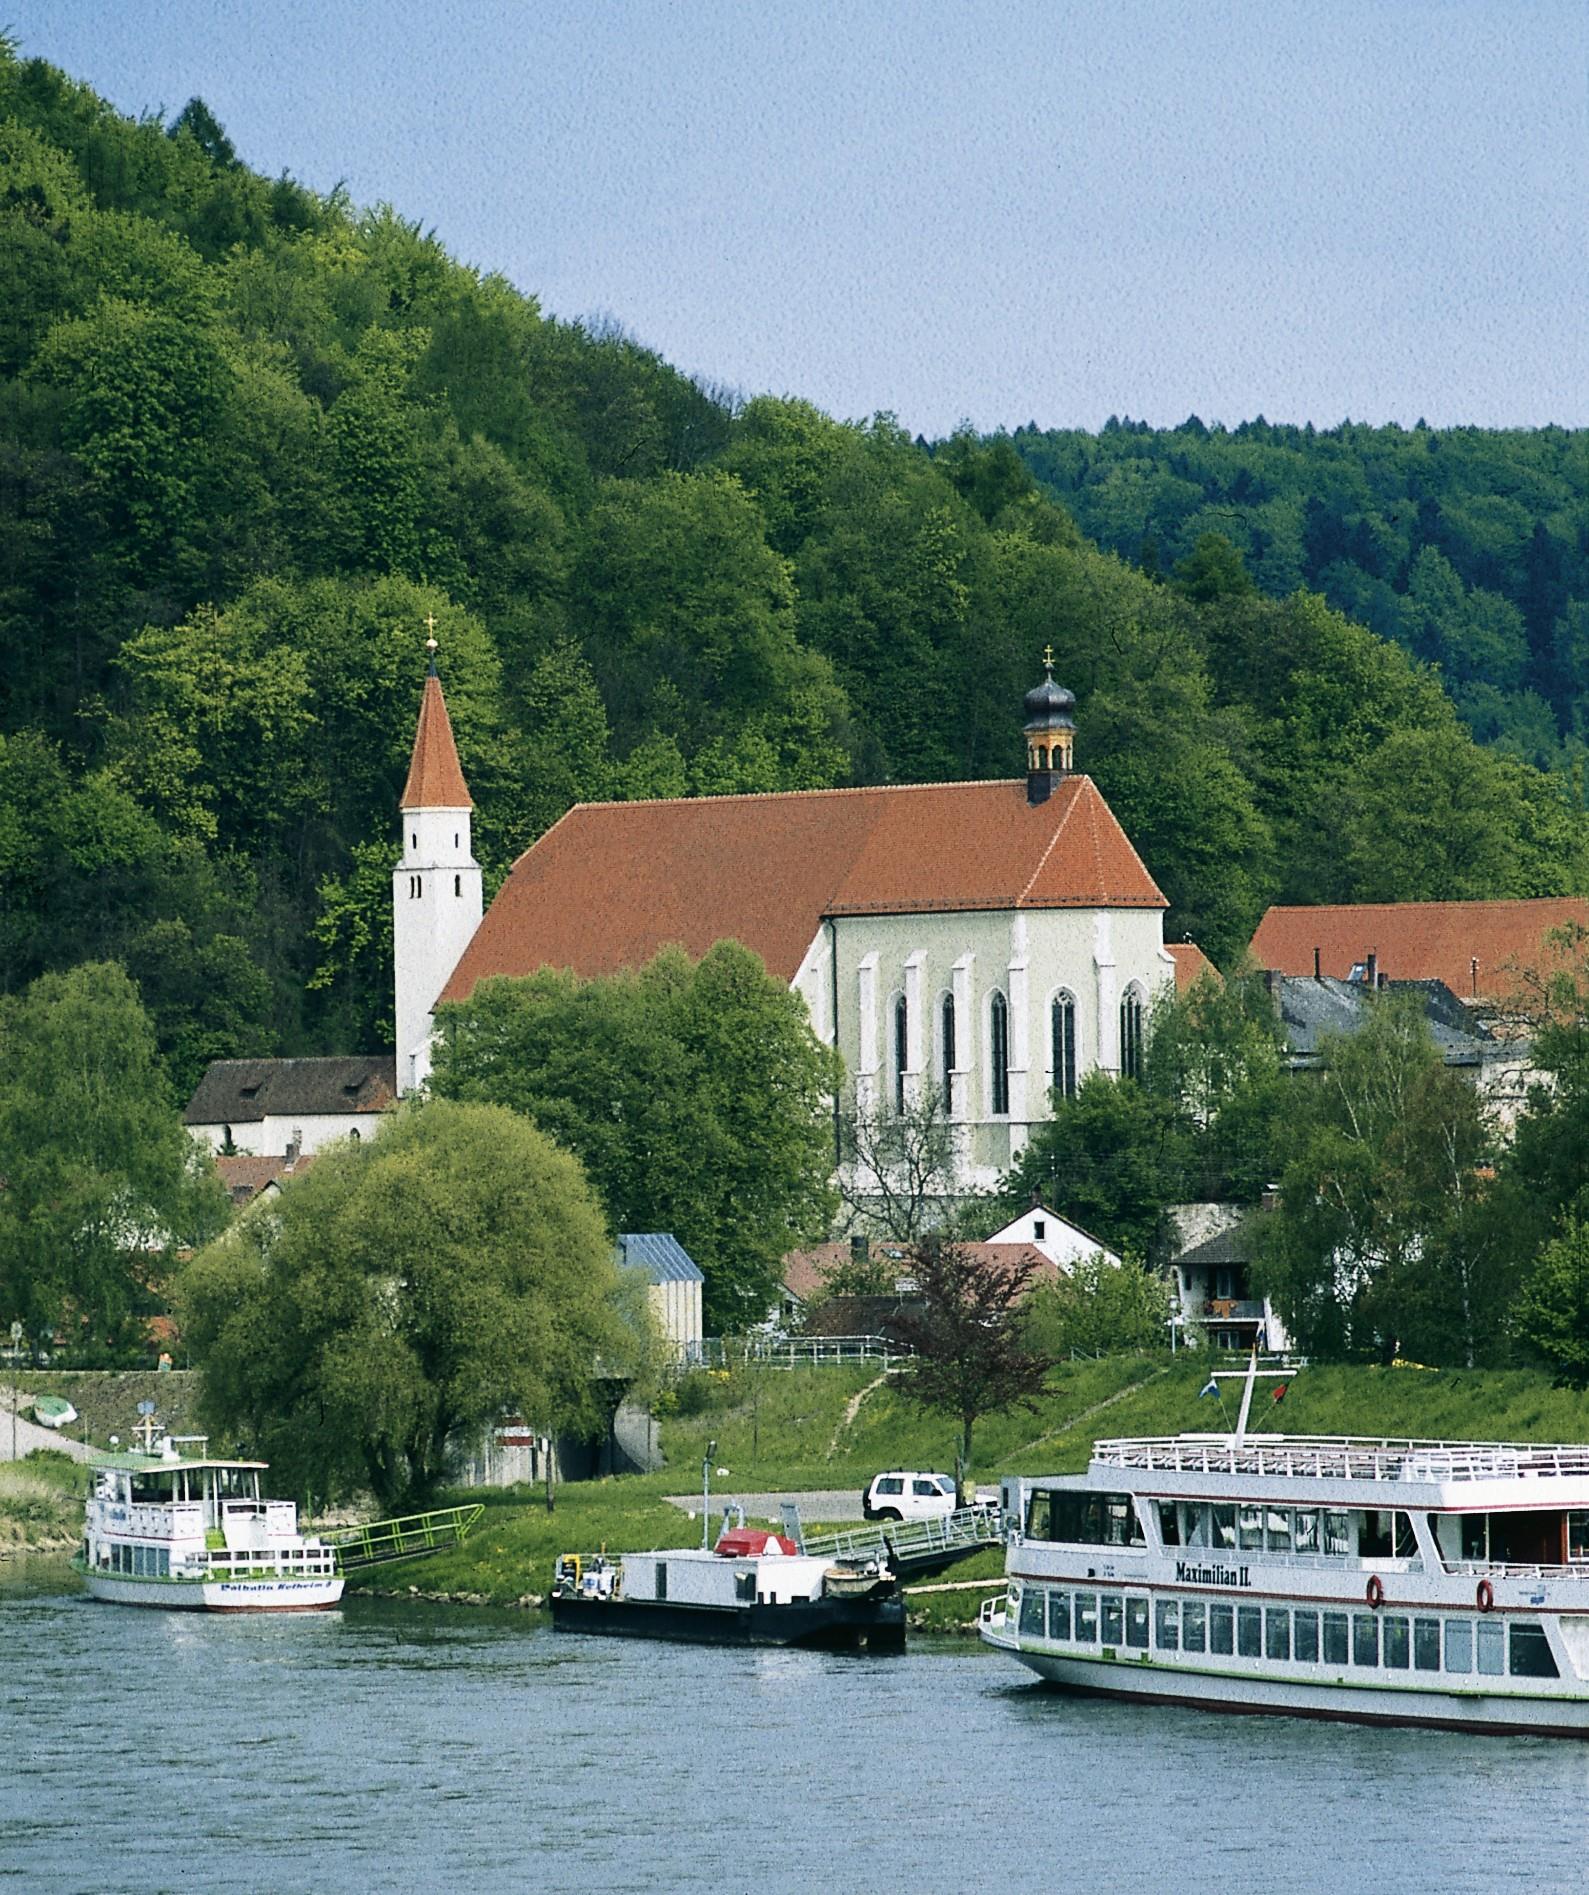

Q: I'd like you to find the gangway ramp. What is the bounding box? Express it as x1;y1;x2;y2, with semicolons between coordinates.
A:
802;1504;1005;1579
324;1503;485;1573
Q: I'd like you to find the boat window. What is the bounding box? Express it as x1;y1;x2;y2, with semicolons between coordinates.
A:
1212;1505;1236;1550
130;1473;172;1504
1359;1511;1394;1559
1040;1491;1145;1547
1101;1594;1124;1645
1323;1510;1351;1558
1125;1597;1149;1650
1395;1514;1417;1559
1074;1592;1097;1641
1238;1505;1264;1552
1209;1604;1234;1655
1509;1623;1559;1679
1181;1503;1210;1547
1461;1515;1488;1562
1413;1618;1441;1671
1445;1619;1473;1674
1476;1620;1504;1676
1265;1507;1292;1555
1182;1601;1207;1652
1294;1610;1320;1662
1323;1611;1349;1666
1019;1585;1047;1638
1157;1501;1180;1547
1104;1497;1141;1547
1024;1491;1052;1539
655;1563;667;1602
1237;1605;1262;1657
1264;1608;1291;1661
1382;1617;1410;1669
1293;1510;1320;1556
1352;1613;1380;1667
1050;1591;1071;1640
1569;1512;1589;1563
1155;1599;1179;1650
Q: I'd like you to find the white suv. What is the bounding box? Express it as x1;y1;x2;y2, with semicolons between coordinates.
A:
862;1471;959;1522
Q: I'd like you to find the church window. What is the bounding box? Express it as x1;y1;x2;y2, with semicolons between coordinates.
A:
941;994;956;1108
990;992;1010;1116
454;874;462;897
894;995;908;1113
1051;993;1077;1100
1120;986;1145;1081
454;831;459;848
411;832;417;850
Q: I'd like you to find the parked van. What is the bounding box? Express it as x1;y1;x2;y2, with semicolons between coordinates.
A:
861;1471;958;1522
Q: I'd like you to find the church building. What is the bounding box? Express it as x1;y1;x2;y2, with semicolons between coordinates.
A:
396;648;1177;1195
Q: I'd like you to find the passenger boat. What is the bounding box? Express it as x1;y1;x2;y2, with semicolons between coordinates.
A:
550;1519;905;1651
71;1413;343;1612
980;1356;1589;1736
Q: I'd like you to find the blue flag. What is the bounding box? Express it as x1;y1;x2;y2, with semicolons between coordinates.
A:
1198;1379;1219;1399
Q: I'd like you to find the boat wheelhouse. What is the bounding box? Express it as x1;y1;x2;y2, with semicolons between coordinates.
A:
980;1362;1589;1736
73;1417;342;1613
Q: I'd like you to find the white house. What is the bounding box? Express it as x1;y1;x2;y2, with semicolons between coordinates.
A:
983;1198;1121;1273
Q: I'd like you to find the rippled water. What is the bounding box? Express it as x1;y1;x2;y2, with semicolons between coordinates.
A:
4;1558;1587;1893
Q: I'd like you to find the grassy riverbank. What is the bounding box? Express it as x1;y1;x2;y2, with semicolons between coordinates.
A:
0;1451;81;1556
348;1356;1589;1618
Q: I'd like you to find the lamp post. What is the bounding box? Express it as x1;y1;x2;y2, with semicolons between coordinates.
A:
8;1321;21;1463
701;1439;717;1549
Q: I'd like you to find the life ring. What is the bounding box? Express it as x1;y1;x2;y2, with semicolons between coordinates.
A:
1365;1574;1384;1609
1476;1578;1495;1613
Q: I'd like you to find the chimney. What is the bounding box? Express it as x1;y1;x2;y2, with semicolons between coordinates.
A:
285;1129;302;1171
1471;955;1479;997
1029;1185;1044;1211
1366;951;1378;991
1313;945;1322;981
850;1233;869;1263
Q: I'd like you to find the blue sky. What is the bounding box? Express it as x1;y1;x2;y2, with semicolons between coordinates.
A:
17;1;1587;434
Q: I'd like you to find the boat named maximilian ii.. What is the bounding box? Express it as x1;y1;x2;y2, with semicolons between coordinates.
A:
980;1359;1589;1737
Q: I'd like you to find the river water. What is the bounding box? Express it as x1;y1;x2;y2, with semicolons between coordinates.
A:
4;1558;1587;1893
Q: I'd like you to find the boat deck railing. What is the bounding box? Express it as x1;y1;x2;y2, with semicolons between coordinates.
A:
1092;1435;1589;1485
323;1504;486;1572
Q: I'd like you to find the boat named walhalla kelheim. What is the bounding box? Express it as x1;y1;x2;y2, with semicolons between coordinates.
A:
979;1355;1589;1737
72;1410;343;1612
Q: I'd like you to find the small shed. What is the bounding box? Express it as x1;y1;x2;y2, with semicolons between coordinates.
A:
617;1233;705;1363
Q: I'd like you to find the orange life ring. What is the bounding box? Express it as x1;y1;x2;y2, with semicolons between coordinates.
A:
1476;1578;1495;1613
1365;1574;1384;1609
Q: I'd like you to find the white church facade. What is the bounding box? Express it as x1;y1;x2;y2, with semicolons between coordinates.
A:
187;642;1178;1195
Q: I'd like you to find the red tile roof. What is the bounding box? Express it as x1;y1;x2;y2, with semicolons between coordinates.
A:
214;1154;316;1205
1249;898;1589;1001
781;1239;1061;1302
401;673;473;810
442;776;1164;999
1167;942;1220;992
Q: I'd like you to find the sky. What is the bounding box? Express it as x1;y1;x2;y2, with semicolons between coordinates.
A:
16;0;1588;436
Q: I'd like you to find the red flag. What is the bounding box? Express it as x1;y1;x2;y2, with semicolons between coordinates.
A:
1272;1384;1288;1404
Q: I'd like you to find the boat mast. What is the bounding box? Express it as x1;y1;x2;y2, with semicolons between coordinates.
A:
1210;1344;1298;1445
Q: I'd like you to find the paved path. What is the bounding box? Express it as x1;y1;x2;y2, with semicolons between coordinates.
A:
663;1487;866;1522
0;1392;96;1465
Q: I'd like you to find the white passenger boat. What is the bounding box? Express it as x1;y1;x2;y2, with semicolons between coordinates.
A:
71;1414;343;1613
980;1358;1589;1736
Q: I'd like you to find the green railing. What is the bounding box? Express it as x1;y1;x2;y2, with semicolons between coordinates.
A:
323;1503;486;1572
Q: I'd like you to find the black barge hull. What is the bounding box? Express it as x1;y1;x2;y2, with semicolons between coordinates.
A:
549;1591;906;1651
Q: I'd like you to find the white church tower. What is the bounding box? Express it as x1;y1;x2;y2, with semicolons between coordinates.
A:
393;629;482;1094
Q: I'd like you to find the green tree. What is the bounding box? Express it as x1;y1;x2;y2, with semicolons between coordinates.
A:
432;942;839;1329
0;962;226;1345
179;1099;642;1508
1025;1254;1171;1358
889;1237;1055;1485
1516;1219;1589;1388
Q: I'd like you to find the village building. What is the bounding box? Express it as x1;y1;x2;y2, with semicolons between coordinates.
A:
183;1055;396;1158
616;1232;705;1364
780;1233;1069;1344
1162;1201;1291;1355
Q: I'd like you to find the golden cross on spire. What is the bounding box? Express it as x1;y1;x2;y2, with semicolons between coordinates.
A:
423;612;438;643
1043;643;1054;671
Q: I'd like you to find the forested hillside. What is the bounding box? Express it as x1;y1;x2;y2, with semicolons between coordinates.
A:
1008;417;1589;769
3;40;1586;1094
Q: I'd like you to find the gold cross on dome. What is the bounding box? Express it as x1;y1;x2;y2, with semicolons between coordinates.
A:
1043;644;1054;670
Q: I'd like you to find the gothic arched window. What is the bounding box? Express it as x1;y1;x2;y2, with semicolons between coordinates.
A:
1120;986;1145;1081
894;994;908;1113
1051;992;1077;1100
940;993;957;1108
990;991;1010;1116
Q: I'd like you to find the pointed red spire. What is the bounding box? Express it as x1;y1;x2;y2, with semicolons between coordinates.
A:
400;668;473;810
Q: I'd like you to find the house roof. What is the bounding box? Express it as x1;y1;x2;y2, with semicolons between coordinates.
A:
400;671;473;810
184;1057;398;1126
1273;974;1505;1067
781;1239;1059;1303
214;1154;316;1206
1167;942;1221;993
1249;898;1589;1002
441;775;1165;1000
615;1232;704;1284
1172;1213;1264;1269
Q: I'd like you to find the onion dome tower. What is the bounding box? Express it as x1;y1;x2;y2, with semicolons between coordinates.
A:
393;620;482;1094
1023;646;1076;806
